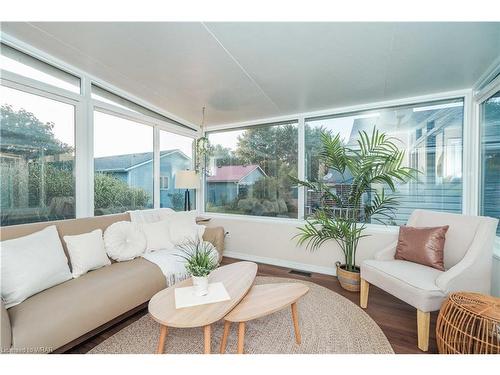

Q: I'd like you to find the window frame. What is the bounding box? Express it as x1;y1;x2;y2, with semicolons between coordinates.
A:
1;33;198;223
204;90;473;227
160;176;169;190
303;97;466;225
1;32;493;239
204;120;299;219
0;81;79;225
475;75;500;256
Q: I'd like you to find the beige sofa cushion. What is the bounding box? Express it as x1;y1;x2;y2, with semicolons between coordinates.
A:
8;258;165;352
202;226;225;262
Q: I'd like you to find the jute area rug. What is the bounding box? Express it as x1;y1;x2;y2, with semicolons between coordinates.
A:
89;276;394;354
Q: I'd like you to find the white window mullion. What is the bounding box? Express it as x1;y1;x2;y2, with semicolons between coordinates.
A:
153;127;160;209
463;90;480;216
75;76;93;218
298;117;305;220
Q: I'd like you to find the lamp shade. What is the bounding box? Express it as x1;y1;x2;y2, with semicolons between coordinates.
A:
175;170;200;189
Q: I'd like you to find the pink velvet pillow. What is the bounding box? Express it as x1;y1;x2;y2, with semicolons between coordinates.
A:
395;225;449;271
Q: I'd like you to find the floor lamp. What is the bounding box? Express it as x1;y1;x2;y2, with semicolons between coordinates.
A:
175;170;200;211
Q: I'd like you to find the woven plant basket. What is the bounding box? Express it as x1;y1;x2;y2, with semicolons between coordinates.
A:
436;292;500;354
335;262;360;292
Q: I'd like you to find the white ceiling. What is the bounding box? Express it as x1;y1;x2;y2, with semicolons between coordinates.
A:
1;22;499;126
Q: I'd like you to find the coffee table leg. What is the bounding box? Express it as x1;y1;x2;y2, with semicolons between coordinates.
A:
204;324;211;354
220;321;231;354
157;325;168;354
237;322;245;354
291;302;301;344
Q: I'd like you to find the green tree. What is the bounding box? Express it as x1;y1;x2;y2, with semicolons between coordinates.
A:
1;105;150;222
1;104;73;157
235;124;298;174
211;144;237;167
94;173;150;214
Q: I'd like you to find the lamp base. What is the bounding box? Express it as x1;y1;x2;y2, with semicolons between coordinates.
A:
184;189;191;211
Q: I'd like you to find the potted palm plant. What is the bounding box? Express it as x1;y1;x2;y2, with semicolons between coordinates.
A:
293;128;416;292
177;240;219;296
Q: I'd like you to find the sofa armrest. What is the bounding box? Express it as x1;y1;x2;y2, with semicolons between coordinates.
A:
1;300;11;352
202;226;225;262
373;241;398;261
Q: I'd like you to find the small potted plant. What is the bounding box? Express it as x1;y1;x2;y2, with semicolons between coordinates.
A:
177;240;219;296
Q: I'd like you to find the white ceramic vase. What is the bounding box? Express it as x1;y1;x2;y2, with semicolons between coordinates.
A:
192;275;209;296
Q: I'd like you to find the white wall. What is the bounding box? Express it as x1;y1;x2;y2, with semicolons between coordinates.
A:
207;215;398;275
207;214;500;297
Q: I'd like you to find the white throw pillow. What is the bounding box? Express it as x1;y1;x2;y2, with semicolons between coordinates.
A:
164;211;205;245
103;221;147;261
140;220;175;252
169;223;205;245
129;208;175;223
63;229;111;278
1;225;72;308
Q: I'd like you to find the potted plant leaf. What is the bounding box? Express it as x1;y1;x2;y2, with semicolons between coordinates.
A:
177;240;219;296
293;128;417;291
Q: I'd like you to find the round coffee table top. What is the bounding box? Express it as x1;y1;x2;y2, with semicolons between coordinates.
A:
448;292;500;321
148;261;257;328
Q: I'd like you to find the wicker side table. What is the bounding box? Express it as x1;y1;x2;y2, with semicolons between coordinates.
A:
436;292;500;354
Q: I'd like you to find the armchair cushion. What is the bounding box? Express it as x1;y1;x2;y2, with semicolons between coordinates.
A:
361;259;445;312
408;210;481;269
395;225;448;271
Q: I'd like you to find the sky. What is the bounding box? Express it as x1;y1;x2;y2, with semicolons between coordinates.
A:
208;128;244;150
94;111;193;158
1;85;75;147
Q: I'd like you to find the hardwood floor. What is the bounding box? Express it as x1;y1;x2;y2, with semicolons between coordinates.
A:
67;257;437;354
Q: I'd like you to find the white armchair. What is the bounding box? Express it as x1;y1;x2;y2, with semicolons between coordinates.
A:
360;209;499;351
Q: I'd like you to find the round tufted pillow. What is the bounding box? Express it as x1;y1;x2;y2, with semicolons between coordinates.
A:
104;221;147;261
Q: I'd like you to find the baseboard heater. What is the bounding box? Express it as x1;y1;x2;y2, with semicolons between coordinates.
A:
288;269;312;277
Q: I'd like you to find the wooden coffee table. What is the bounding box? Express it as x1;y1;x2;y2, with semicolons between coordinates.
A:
148;261;257;354
220;283;309;354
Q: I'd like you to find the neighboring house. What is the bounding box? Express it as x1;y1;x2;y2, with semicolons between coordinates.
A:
94;149;191;209
206;164;266;206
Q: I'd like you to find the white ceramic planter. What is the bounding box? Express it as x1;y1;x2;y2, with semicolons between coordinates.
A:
192;276;209;296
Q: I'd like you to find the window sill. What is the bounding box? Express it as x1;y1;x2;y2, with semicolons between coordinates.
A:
202;211;399;234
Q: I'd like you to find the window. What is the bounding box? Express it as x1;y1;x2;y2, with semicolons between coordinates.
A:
93;111;154;215
480;90;500;236
205;122;298;218
159;129;195;210
160;176;169;190
305;98;464;225
1;43;80;93
0;85;76;226
91;85;189;130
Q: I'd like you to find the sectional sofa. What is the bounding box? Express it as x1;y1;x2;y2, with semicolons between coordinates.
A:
0;213;225;353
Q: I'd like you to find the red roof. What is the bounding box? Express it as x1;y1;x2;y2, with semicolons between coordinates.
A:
207;165;263;182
